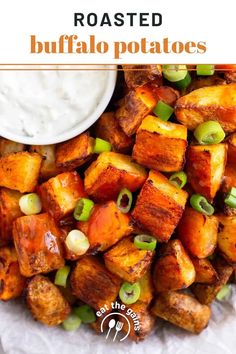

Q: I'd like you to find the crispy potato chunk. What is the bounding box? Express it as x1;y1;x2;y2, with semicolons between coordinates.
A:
132;170;188;242
30;144;59;180
0;138;25;157
191;257;233;305
122;64;162;89
226;132;236;164
138;270;154;305
217;215;236;262
55;132;94;171
39;171;86;220
175;84;236;133
27;275;71;326
104;236;154;283
13;213;64;277
220;164;236;216
70;256;121;310
191;258;218;284
0;247;26;300
153;240;196;292
186;144;227;200
132;116;187;172
0;188;23;246
84;152;147;202
77;201;133;253
0;152;42;193
151;291;211;334
177;207;218;258
95;112;134;153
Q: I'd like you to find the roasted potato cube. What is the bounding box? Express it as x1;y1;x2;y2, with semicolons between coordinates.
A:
138;270;154;305
122;64;162;89
191;258;218;284
0;247;26;300
226;132;236;164
84;152;147;202
0;138;25;157
104;236;154;283
0;152;42;193
70;256;121;310
153;239;196;292
191;257;233;305
39;171;86;220
217;215;236;262
95;112;134;153
30;144;59;180
13;213;64;277
132;170;188;242
151;291;211;334
177;207;218;258
175;84;236;133
0;188;23;246
77;201;133;253
132;115;187;172
27;275;71;326
55;132;94;171
186;144;227;200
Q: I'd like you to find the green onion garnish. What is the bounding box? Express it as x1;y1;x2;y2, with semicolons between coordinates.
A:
216;285;231;301
169;171;187;189
62;313;81;331
190;194;214;216
74;305;96;324
224;187;236;208
54;265;71;288
152;100;174;121
134;234;157;251
93;138;111;154
163;65;188;82
65;230;90;255
119;282;141;305
19;193;42;215
73;198;94;222
194;121;225;145
117;188;133;213
174;72;192;90
196;64;215;76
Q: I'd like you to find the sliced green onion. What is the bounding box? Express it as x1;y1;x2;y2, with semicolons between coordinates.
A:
194;121;225;145
119;282;141;305
117;188;132;213
62;313;81;331
197;64;215;76
134;234;157;251
174;72;192;90
190;194;214;216
163;65;188;82
54;265;70;288
224;187;236;208
65;230;90;255
74;305;96;324
152;100;174;121
93;138;111;154
19;193;42;215
169;171;187;189
73;198;94;221
216;285;231;301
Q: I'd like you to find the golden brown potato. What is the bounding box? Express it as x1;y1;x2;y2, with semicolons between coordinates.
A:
39;171;87;220
27;275;71;326
70;256;121;310
220;164;236;216
13;213;64;277
55;132;94;171
153;240;196;292
226;132;236;164
122;64;162;89
186;144;227;201
0;188;23;246
95;112;134;153
104;236;154;283
151;291;211;334
191;258;218;284
132;115;187;172
217;215;236;263
77;201;133;253
175;84;236;133
138;270;154;305
0;152;42;193
84;152;147;202
30;144;59;180
132;170;188;242
0;247;26;300
177;207;218;258
0;138;25;157
191;257;233;305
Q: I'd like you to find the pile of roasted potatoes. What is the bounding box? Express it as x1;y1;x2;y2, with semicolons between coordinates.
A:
0;64;236;342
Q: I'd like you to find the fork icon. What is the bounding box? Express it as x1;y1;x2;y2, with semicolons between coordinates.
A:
113;321;124;342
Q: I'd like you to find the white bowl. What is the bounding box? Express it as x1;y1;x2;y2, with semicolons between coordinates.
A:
0;65;117;145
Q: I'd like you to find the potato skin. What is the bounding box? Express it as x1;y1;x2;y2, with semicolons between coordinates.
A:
0;152;42;193
151;291;211;334
217;215;236;262
122;64;162;89
0;138;25;157
77;201;133;253
191;258;218;284
0;247;26;300
177;207;218;258
175;84;236;133
27;275;71;326
153;239;196;292
30;144;59;180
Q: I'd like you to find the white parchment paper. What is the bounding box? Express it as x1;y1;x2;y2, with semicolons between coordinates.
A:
1;285;236;354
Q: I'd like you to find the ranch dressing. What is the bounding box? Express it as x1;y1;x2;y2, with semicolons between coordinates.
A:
0;70;108;138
